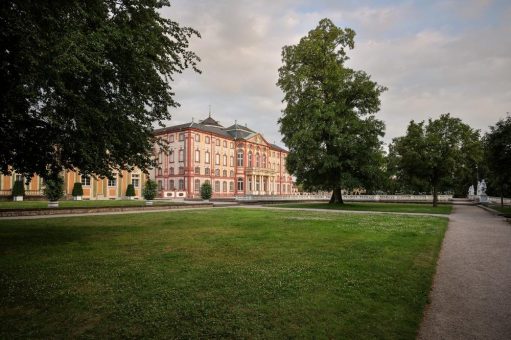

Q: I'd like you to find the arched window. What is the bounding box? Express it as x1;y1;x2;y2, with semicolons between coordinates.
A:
223;170;227;177
194;179;200;192
178;179;185;190
230;170;234;177
237;177;244;191
223;181;227;192
237;150;244;166
169;167;174;175
229;182;234;192
169;179;175;190
215;181;220;192
248;151;253;167
256;153;260;168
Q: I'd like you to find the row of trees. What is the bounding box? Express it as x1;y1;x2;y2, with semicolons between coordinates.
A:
278;19;510;206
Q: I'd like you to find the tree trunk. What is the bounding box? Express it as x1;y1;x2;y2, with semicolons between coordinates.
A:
432;185;438;207
501;184;504;208
329;187;344;204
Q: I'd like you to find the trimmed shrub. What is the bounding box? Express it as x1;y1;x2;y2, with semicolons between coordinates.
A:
126;184;135;197
43;177;64;201
200;182;212;200
12;180;25;197
72;182;83;196
143;180;157;200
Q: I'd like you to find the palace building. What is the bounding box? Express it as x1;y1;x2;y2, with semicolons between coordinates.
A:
0;169;147;200
152;115;296;199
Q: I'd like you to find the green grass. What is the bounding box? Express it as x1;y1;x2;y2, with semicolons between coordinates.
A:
489;204;511;216
269;202;453;214
0;209;447;339
0;199;180;210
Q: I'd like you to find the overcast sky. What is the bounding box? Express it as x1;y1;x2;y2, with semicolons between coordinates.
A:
160;0;511;149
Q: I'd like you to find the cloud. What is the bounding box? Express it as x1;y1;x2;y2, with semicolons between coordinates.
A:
160;0;511;148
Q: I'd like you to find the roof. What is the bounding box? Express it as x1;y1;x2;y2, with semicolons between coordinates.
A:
153;115;288;152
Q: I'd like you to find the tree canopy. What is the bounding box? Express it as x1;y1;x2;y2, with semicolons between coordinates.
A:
390;114;482;206
484;115;511;206
0;0;200;181
277;18;386;203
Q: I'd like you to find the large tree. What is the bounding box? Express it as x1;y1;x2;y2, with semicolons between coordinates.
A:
277;18;386;204
391;114;482;206
484;115;511;207
0;0;200;182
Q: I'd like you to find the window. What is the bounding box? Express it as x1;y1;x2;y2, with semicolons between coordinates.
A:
223;181;227;192
194;179;200;192
178;149;184;162
256;153;260;168
229;182;234;192
108;176;116;187
195;167;200;175
222;170;227;177
158;152;163;164
178;179;185;190
216;139;220;146
215;181;220;192
15;174;22;182
215;169;220;176
158;180;163;190
223;154;227;166
223;141;227;148
205;136;210;144
230;170;234;177
230;156;234;167
170;167;174;175
205;151;210;164
179;133;184;141
248;151;253;167
131;174;140;187
205;167;210;175
157;168;162;176
178;167;184;174
81;175;91;186
195;150;200;162
169;180;175;190
237;178;243;191
230;142;234;149
169;134;174;142
215;153;220;165
262;155;266;168
237;150;244;166
169;151;174;163
195;134;200;142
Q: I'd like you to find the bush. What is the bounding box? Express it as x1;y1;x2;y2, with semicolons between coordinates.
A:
126;184;135;197
12;180;25;197
143;179;157;200
43;177;64;201
200;182;212;200
72;182;83;196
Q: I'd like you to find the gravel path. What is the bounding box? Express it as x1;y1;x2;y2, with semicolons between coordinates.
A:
418;205;511;339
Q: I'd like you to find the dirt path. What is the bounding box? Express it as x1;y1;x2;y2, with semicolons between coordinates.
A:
418;205;511;339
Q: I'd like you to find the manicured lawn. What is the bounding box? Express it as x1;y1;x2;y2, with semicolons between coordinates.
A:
489;204;511;216
0;209;447;338
269;202;453;214
0;199;180;210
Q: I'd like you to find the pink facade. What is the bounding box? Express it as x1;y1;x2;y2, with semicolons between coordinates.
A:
152;116;296;199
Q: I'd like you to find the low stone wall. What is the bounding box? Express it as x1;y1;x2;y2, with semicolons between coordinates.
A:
236;194;453;202
0;203;212;218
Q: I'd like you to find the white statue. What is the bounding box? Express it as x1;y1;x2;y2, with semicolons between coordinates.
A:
480;179;487;195
477;181;481;196
468;185;474;196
